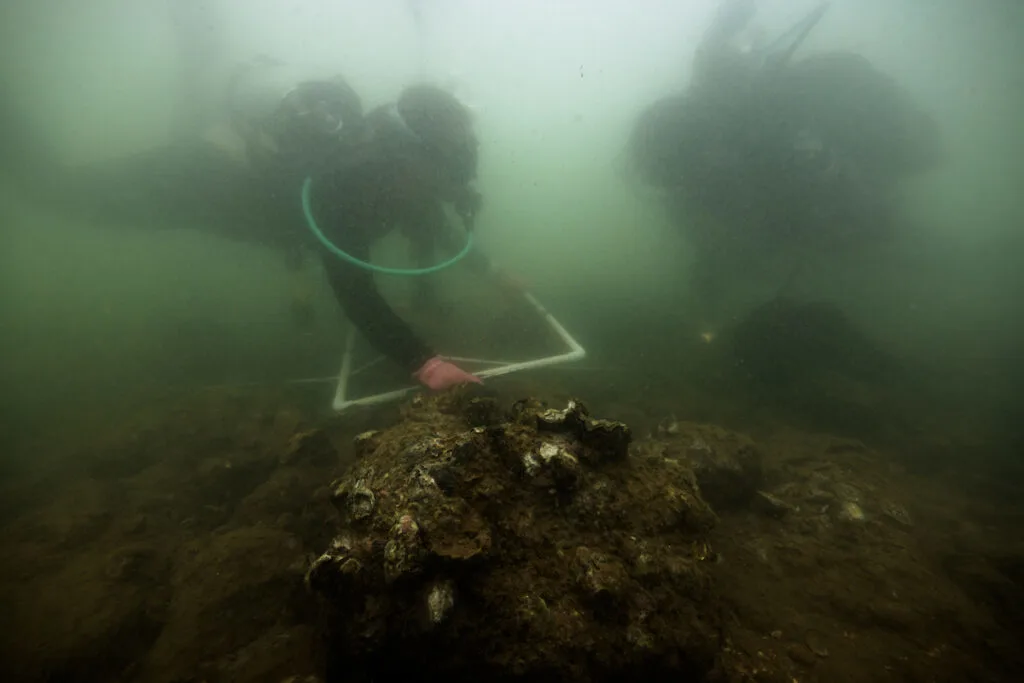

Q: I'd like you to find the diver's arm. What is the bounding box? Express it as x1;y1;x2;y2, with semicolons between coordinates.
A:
319;223;436;374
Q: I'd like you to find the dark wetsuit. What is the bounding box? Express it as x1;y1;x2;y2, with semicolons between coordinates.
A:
304;158;489;374
310;175;435;373
0;97;486;374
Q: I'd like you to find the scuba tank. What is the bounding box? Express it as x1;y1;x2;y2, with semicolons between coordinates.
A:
224;57;364;173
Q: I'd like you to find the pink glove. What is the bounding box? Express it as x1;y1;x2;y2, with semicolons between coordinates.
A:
413;356;483;390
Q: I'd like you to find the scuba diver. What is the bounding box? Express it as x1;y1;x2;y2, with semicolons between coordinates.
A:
302;83;488;389
626;0;942;326
0;13;491;392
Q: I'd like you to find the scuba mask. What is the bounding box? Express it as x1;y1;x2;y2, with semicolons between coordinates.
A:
269;80;363;157
227;60;363;162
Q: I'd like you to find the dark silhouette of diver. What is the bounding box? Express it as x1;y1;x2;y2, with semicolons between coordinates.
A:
0;30;493;391
626;0;943;327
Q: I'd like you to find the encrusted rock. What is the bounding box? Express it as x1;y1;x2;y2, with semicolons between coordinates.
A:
401;436;446;462
536;398;590;431
657;415;680;435
835;500;866;522
305;533;366;596
353;430;380;458
580;418;632;461
448;431;482;464
463;396;502;427
330;477;376;524
383;513;425;582
573;546;629;601
880;500;913;528
522;441;581;491
421;499;491;561
833;482;863;504
305;394;721;682
663;424;763;511
752;490;794;518
534;399;632;463
424;580;456;625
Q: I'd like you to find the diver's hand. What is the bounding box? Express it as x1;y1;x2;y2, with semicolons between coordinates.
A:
413;356;483;390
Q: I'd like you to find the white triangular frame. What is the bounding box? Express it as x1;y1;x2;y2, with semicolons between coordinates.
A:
332;290;586;413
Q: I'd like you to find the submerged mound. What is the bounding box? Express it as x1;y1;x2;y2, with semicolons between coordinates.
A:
306;393;725;682
5;387;1014;682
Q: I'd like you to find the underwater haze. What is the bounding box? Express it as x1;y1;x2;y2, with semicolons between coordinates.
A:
4;1;1024;681
1;0;1023;454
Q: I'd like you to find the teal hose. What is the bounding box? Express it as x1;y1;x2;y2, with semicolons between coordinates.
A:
301;176;473;276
